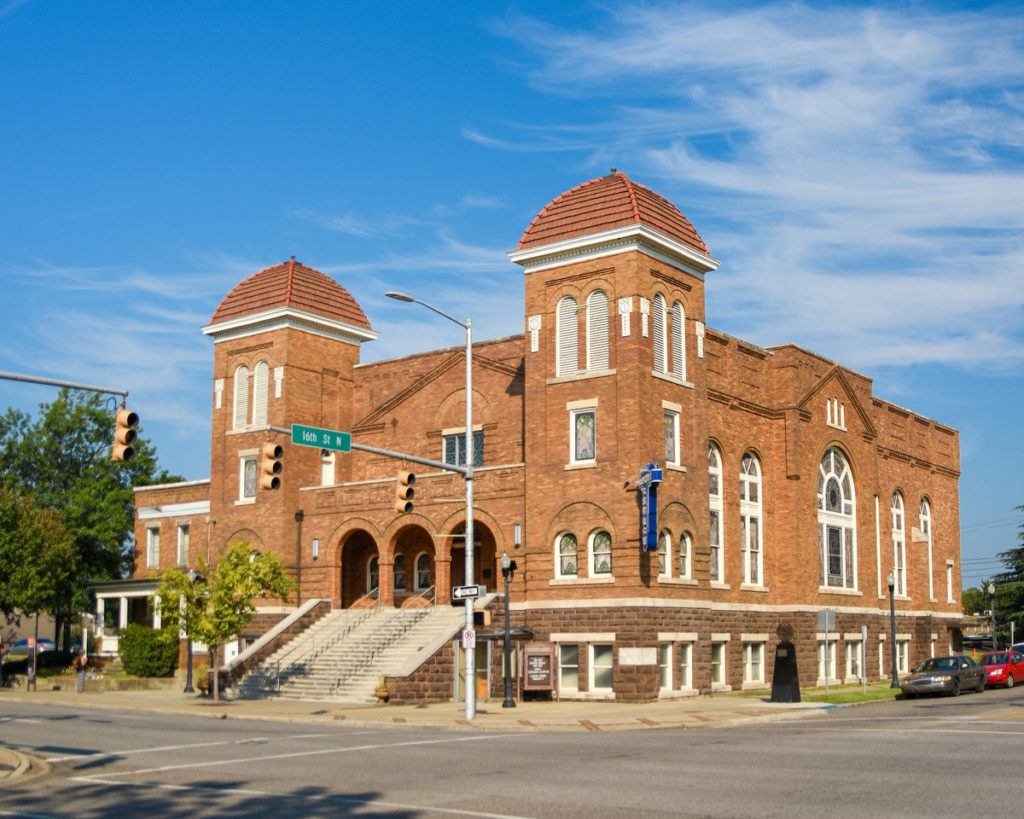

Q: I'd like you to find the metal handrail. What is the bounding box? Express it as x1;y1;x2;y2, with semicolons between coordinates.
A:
329;607;431;694
267;606;375;693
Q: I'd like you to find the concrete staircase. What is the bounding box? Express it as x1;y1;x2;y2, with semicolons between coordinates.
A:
234;603;469;704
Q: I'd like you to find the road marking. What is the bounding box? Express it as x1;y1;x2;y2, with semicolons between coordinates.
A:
68;776;535;819
45;730;380;763
0;810;61;819
796;726;1024;737
98;733;506;776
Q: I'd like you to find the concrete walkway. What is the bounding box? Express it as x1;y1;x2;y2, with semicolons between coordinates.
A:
0;683;828;739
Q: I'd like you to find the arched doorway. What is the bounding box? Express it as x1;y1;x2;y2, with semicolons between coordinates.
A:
448;521;497;592
391;524;435;607
340;530;379;608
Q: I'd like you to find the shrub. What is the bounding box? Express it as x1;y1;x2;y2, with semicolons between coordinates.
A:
118;624;178;677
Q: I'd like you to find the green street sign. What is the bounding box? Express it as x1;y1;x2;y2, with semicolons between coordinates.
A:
291;424;352;453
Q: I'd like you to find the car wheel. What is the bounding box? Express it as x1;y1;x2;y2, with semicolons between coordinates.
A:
976;676;985;693
951;679;960;697
1008;674;1015;689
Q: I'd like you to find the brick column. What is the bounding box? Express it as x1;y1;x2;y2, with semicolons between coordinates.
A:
379;561;394;606
436;559;451;604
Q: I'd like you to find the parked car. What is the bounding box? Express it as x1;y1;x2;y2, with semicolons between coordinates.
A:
901;655;985;698
6;638;56;655
980;650;1024;688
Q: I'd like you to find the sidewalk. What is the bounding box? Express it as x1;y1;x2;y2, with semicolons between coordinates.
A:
0;683;830;735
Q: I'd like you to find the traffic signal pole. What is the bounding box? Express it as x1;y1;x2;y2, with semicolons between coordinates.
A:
0;370;128;399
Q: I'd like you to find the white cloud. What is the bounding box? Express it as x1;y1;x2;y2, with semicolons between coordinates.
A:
487;2;1024;371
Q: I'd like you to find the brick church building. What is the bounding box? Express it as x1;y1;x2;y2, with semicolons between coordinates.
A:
109;172;964;701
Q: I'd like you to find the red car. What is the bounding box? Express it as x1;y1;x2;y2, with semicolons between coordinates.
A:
980;650;1024;688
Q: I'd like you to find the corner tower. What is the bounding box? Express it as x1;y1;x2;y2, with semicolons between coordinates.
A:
201;258;377;561
509;172;718;598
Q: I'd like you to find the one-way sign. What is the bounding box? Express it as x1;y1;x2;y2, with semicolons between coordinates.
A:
452;584;480;601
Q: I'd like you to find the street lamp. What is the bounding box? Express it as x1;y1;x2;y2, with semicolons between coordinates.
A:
500;551;518;708
988;581;997;650
887;572;899;689
386;290;477;721
183;569;206;694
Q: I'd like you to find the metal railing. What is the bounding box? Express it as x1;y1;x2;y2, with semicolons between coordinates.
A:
328;607;432;695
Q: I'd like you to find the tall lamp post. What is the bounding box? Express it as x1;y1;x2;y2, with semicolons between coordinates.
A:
887;572;899;688
500;551;518;708
386;291;477;721
988;581;997;650
183;569;205;694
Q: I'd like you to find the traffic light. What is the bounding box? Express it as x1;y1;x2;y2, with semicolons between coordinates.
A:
395;471;415;513
261;442;283;490
112;406;139;462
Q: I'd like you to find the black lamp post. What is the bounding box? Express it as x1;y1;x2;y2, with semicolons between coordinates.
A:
500;551;518;708
887;572;899;688
183;569;206;694
988;581;997;650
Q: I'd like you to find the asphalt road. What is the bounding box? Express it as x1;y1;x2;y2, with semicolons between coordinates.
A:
2;687;1023;818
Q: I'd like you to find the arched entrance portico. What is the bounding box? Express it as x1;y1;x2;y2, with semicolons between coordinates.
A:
448;521;497;599
340;530;379;608
389;523;436;608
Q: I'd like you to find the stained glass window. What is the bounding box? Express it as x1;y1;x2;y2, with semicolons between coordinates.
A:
664;410;679;465
573;410;596;462
591;530;612;575
558;533;578;576
818;448;856;588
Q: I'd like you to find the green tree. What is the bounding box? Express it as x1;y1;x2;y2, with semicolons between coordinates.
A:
961;586;988;616
0;389;182;647
0;487;78;621
158;542;294;702
993;505;1024;641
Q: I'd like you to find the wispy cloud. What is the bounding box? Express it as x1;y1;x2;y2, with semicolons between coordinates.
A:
487;2;1024;371
292;207;416;238
0;0;31;18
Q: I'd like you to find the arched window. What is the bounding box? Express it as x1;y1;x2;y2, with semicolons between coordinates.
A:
657;530;671;578
252;361;269;426
671;301;685;380
367;556;379;593
586;290;609;371
818;448;856;589
892;492;906;597
393;554;407;591
920;498;934;601
709;443;724;582
679;532;692;580
740;453;763;586
415;552;432;591
232;365;249;430
556;296;579;376
556;533;578;578
589;530;612;576
652;293;667;373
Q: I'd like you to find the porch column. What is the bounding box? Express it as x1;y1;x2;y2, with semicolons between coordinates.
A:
436;558;451;604
152;594;162;629
96;597;105;636
379;561;394;607
119;596;129;628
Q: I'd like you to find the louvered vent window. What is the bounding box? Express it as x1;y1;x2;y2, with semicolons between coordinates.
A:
586;290;609;371
252;361;269;426
232;365;249;430
556;296;579;376
652;294;666;373
671;301;685;380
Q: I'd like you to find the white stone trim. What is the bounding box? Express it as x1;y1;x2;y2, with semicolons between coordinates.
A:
661;399;683;413
617;297;632;337
741;633;770;642
550;632;615;643
658;632;698;642
273;366;284;398
711;632;732;642
135;479;211;493
527;314;541;352
138;500;211;520
202;306;378;344
214;378;223;409
548;369;615;385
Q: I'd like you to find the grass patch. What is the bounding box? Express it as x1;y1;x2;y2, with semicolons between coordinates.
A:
734;681;901;705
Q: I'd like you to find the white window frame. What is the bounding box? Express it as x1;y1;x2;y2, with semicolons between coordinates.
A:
393;554;407;592
709;443;724;583
743;642;765;685
367;556;379;593
892;492;907;597
670;300;685;380
845;640;863;681
556;295;579;377
559;643;580;694
920;498;934;600
320;450;335;487
252;360;269;426
657;530;671;579
146;525;160;569
443;428;484;468
588;530;613;577
232;364;249;430
663;406;680;466
897;639;909;674
946;560;955;604
818;448;857;589
652;293;667;374
817;640;838;682
569;405;597;465
659;643;672;692
711;641;727;687
239;454;257;502
586;289;609;372
739;452;763;587
555;532;579;579
679;642;693;690
415;551;432;591
678;532;692;580
589;643;614;692
176;523;189;567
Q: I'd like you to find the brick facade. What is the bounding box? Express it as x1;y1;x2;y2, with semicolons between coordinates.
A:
133;173;964;701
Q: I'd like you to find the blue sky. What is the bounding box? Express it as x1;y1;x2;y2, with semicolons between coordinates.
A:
1;1;1021;587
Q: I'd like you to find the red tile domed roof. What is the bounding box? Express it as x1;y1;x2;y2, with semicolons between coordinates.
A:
517;172;708;254
209;258;370;329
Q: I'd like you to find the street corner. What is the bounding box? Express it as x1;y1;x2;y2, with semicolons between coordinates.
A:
0;746;50;784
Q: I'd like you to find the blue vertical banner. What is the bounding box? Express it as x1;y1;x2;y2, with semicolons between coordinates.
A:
638;462;663;552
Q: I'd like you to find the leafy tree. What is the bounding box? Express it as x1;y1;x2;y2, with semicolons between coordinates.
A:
0;389;182;648
993;505;1024;641
159;542;294;702
961;586;988;617
0;487;78;622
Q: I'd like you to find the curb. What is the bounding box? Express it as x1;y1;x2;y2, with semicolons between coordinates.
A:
0;748;48;783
